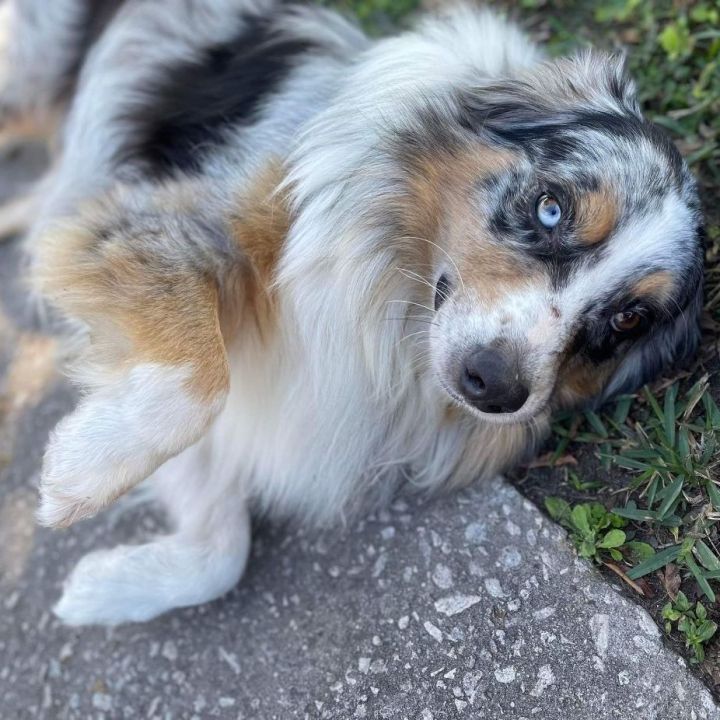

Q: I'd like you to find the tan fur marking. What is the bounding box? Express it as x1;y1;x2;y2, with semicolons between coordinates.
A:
402;144;515;240
227;158;290;338
632;270;675;303
35;222;228;402
0;109;58;147
558;359;616;403
575;189;617;246
5;334;57;412
229;159;290;284
401;144;538;302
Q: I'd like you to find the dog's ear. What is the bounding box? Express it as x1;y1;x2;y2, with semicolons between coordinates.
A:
457;51;641;145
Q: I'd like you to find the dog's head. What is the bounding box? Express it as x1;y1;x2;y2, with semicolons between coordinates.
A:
285;14;703;429
389;53;704;424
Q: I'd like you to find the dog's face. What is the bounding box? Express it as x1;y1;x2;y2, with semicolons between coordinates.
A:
397;55;704;425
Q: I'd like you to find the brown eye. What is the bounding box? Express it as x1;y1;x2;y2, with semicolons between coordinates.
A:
612;310;641;333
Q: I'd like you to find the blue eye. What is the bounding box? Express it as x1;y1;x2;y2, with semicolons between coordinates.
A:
537;194;562;229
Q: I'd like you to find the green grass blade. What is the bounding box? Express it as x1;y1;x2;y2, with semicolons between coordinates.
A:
664;385;677;446
613;500;657;522
701;434;717;466
682;377;708;420
612;396;633;425
685;554;717;603
656;476;684;520
695;540;720;572
600;442;612;470
550;434;571;464
623;449;671;460
644;387;665;424
628;545;682;580
585;410;608;438
614;456;652;471
646;476;659;509
707;480;720;512
660;515;683;528
677;426;691;467
702;392;720;429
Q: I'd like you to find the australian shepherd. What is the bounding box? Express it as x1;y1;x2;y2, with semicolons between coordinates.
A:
0;0;704;624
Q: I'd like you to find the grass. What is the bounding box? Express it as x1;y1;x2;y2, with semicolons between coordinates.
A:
548;379;720;599
322;0;720;687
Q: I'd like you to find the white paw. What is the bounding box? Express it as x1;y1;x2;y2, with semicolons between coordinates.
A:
36;484;107;530
37;364;223;528
37;403;153;528
55;536;251;626
54;547;174;626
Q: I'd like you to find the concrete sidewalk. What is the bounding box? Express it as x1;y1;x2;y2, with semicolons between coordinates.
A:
0;149;718;719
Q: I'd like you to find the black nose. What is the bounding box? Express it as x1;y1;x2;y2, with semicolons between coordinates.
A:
458;347;530;414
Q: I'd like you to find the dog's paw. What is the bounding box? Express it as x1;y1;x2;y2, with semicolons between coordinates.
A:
36;394;151;529
36;485;108;530
37;364;223;529
55;536;251;626
54;547;172;626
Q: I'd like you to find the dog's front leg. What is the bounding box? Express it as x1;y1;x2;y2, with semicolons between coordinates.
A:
33;201;231;528
54;446;251;626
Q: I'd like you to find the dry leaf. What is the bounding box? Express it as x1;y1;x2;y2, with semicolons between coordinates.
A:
524;453;578;470
659;563;682;601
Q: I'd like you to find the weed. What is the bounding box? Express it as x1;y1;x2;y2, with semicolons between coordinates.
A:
663;591;718;663
544;497;654;566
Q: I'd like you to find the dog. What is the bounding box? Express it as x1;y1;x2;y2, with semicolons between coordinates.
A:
0;0;703;625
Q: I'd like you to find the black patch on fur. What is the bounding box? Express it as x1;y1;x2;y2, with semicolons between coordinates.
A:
126;14;315;176
457;92;686;189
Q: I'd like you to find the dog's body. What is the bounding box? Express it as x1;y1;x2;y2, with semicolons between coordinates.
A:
0;1;703;625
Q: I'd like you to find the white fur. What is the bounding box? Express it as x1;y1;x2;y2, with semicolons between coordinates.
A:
0;0;88;118
37;364;226;528
56;448;251;625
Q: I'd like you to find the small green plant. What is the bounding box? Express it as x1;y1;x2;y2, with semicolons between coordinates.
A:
544;498;653;565
566;469;603;492
662;591;718;663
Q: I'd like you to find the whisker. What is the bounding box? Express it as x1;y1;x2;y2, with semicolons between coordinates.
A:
386;299;436;313
395;267;452;308
395;267;437;294
383;316;440;327
398;330;432;344
397;235;466;294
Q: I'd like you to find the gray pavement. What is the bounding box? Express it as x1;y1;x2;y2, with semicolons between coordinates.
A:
0;147;718;719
